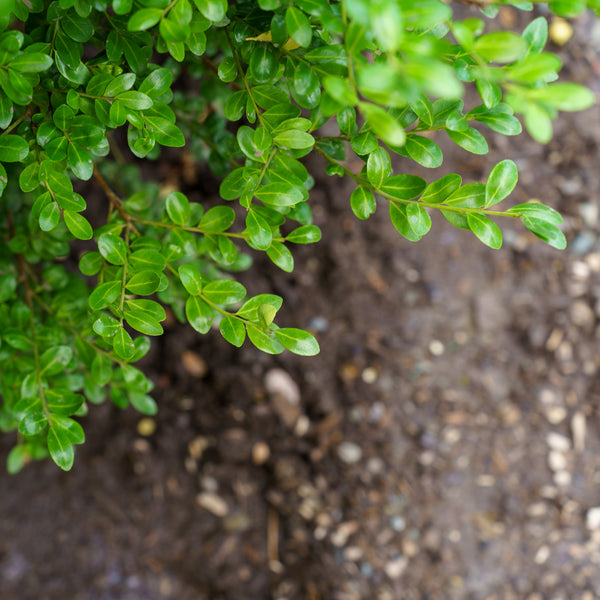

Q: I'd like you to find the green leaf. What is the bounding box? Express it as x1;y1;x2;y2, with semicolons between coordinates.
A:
199;205;235;232
474;32;526;63
89;280;122;310
467;214;503;249
139;67;173;98
126;270;162;295
522;17;548;56
178;264;203;295
522;216;566;249
40;345;73;375
10;52;53;72
113;326;136;360
166;191;191;225
145;115;185;147
255;182;304;207
67;142;93;181
128;8;163;31
237;294;283;322
249;44;278;83
93;314;120;338
267;242;294;272
405;135;443;169
47;427;75;471
124;309;163;336
420;174;462;205
185;295;214;333
286;224;322;243
203;280;246;305
467;105;522;136
117;90;153;110
64;211;93;240
406;203;431;238
369;0;403;52
194;0;227;22
39;201;60;231
485;159;518;207
366;147;391;188
125;299;167;323
351;131;378;156
0;134;28;162
380;174;427;201
128;249;166;272
286;6;312;48
445;182;486;208
247;324;284;354
273;129;315;150
447;127;489;155
19;411;47;436
389;202;421;242
322;76;358;107
129;393;158;415
91;354;112;386
528;82;595;112
7;445;28;474
507;202;562;225
98;232;128;265
219;315;246;347
359;103;406;147
274;327;319;356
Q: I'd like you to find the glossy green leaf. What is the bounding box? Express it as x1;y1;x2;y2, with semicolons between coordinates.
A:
507;202;562;225
474;32;526;63
40;345;73;375
64;211;93;240
219;315;246;347
255;182;304;207
467;213;503;249
267;242;294;272
406;203;432;238
286;224;322;243
98;232;128;265
179;264;203;295
286;6;312;48
273;129;315;150
247;324;284;354
359;103;406;147
185;295;213;333
39;201;60;231
523;216;567;249
380;174;427;201
112;327;136;360
124;309;163;336
89;280;122;310
11;52;53;72
47;426;75;471
237;294;283;322
129;393;158;415
126;271;162;295
166;191;191;226
203;280;246;305
389;202;421;242
405;135;443;169
199;205;235;232
0;135;28;162
274;327;319;356
447;127;489;155
485;159;518;207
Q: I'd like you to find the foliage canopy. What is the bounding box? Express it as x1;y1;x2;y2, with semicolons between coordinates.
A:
0;0;597;471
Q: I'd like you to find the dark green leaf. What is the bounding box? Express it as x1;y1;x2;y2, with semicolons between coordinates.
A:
40;345;73;375
0;135;28;162
286;6;312;48
124;309;163;336
128;8;163;31
199;205;235;232
523;216;567;250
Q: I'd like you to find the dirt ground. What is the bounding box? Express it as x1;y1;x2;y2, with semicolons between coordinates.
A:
2;7;600;600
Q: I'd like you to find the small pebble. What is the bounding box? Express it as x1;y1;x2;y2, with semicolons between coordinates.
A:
384;556;408;579
265;368;301;428
252;441;270;465
546;432;570;452
548;451;568;472
545;406;567;425
181;350;208;377
196;492;228;517
550;17;573;46
570;300;595;329
572;412;586;452
137;418;156;437
553;471;572;487
337;441;363;464
570;231;597;255
361;367;378;384
534;545;550;565
586;507;600;530
429;340;445;356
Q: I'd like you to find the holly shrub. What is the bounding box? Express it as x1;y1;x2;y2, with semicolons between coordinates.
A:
0;0;597;472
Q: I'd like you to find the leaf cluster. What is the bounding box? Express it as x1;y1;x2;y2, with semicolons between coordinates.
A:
0;0;596;471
